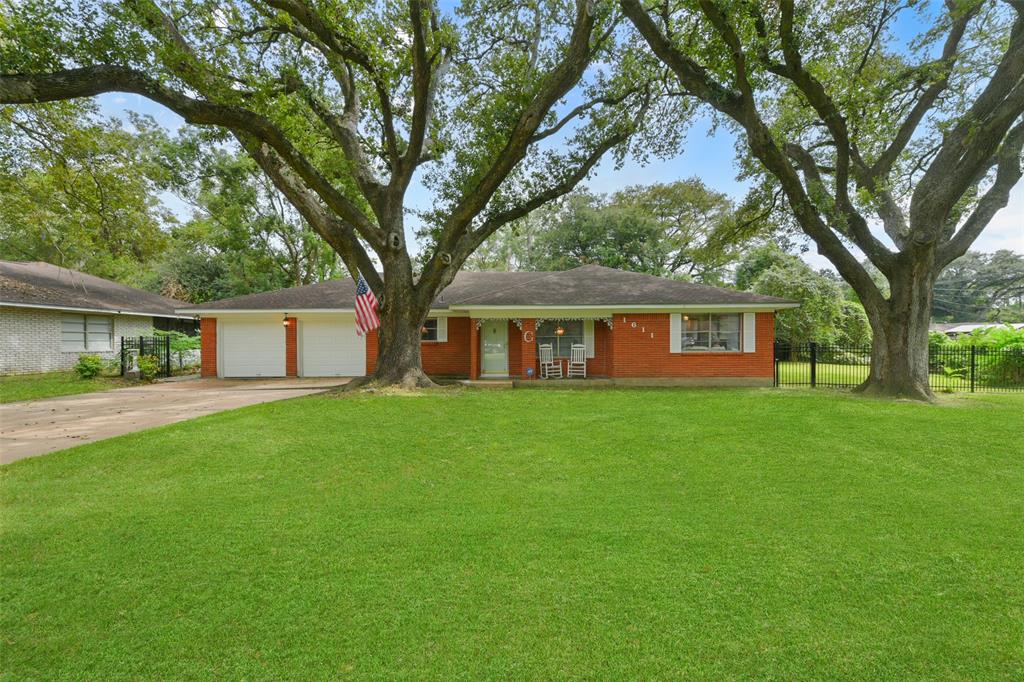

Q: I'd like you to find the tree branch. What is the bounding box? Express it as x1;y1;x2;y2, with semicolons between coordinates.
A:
236;135;384;296
0;66;385;248
937;118;1024;269
868;2;977;181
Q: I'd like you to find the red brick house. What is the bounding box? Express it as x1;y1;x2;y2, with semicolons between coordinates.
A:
178;265;798;386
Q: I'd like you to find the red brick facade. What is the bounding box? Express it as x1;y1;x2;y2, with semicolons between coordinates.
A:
203;312;775;382
605;312;774;378
285;317;298;377
200;317;217;377
423;317;472;377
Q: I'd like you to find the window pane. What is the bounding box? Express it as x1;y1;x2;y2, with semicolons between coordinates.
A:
86;316;112;332
713;314;740;332
421;318;438;341
681;314;742;351
61;331;86;351
537;320;584;358
87;332;112;351
708;314;740;350
683;315;709;331
682;331;710;350
61;314;86;351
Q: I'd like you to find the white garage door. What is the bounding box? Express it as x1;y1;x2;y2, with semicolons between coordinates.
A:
220;317;286;377
300;316;366;377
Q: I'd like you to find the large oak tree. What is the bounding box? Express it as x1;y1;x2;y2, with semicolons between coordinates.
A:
1;0;654;387
621;0;1024;399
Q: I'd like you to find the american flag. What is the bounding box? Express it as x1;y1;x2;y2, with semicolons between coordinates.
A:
354;274;380;336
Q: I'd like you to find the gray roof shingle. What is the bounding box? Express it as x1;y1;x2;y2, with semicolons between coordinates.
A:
180;264;795;311
0;261;189;317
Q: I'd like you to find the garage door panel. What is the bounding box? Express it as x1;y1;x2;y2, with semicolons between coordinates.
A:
221;319;286;377
301;316;365;377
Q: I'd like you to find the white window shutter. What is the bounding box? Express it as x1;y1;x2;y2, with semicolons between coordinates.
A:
584;319;595;358
743;313;756;353
437;316;448;342
669;314;682;353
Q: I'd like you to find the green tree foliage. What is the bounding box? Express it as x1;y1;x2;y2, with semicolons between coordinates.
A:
750;260;844;346
933;251;1024;322
0;102;172;282
739;244;871;346
0;0;665;386
621;0;1024;399
468;179;759;283
145;137;343;302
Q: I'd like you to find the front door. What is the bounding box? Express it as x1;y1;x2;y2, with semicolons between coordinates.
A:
480;322;508;376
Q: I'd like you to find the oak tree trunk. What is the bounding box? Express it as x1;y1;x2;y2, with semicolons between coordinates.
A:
856;251;936;401
360;253;437;389
372;303;435;388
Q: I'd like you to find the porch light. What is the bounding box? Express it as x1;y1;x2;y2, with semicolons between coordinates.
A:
555;326;565;336
282;314;290;326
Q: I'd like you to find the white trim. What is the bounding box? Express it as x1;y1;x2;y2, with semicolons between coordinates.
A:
455;303;798;315
182;303;797;316
181;308;356;315
2;301;190;319
743;313;756;353
436;316;448;342
669;314;682;353
583;319;595;358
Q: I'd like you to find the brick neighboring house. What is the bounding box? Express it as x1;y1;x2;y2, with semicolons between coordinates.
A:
180;265;798;386
0;261;197;375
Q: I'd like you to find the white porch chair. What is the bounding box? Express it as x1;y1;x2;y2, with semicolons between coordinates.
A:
567;344;587;378
538;343;562;379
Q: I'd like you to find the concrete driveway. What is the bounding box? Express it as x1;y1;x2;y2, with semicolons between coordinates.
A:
0;377;346;464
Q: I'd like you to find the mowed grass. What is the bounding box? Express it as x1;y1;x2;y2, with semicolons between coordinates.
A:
776;361;980;391
2;389;1023;679
0;371;127;403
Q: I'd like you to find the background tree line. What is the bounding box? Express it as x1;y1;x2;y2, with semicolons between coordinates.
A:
2;101;1020;346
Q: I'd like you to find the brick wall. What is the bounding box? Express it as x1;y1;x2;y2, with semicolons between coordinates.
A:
608;312;774;378
507;320;522;377
230;311;774;382
1;306;154;375
200;317;218;377
422;317;471;377
364;319;474;377
365;328;378;375
589;321;612;376
285;317;298;377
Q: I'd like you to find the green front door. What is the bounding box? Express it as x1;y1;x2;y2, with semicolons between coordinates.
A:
481;321;508;376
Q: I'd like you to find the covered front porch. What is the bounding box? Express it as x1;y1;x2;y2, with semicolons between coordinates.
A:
466;316;613;381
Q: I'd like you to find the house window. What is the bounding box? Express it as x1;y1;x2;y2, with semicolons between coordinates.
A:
537;320;584;358
421;318;439;341
681;313;741;351
61;314;113;352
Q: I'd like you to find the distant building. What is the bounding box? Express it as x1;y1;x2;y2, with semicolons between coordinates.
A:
930;322;1024;339
1;261;196;375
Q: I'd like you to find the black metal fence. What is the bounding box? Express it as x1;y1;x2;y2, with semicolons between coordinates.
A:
120;336;172;378
774;342;1024;393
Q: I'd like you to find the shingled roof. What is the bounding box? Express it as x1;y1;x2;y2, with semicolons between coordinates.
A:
0;261;189;317
179;264;795;311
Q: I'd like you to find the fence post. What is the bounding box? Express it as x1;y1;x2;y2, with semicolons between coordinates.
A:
970;345;976;393
120;337;126;377
773;342;779;387
809;342;817;388
165;335;171;377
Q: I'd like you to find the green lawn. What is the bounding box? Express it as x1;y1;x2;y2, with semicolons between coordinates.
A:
0;371;128;403
2;389;1023;679
775;360;987;391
